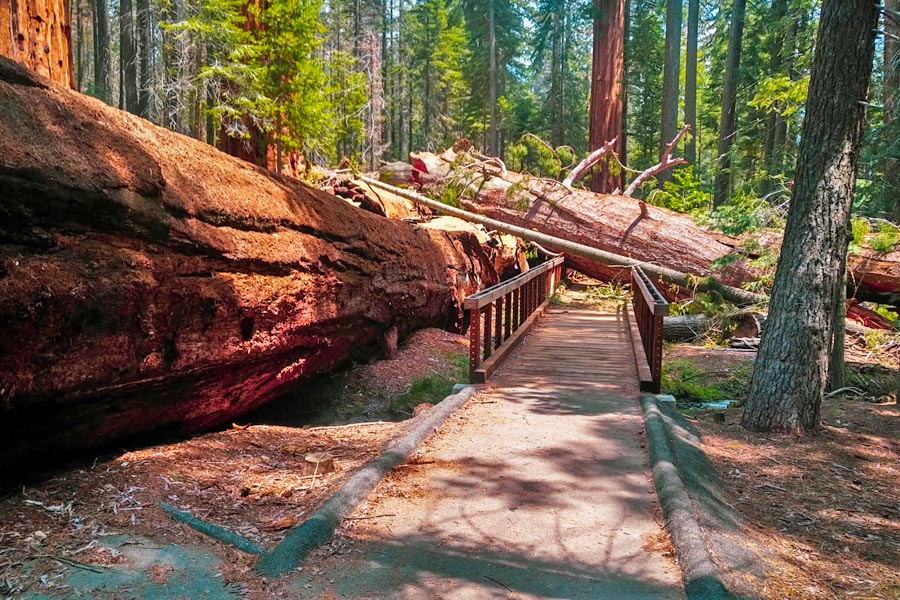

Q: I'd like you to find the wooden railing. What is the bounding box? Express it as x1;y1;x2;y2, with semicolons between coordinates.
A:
464;256;565;383
630;266;670;393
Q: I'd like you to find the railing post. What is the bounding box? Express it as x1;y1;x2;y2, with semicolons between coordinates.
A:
504;291;512;340
469;308;481;383
495;297;503;349
483;305;493;359
652;313;664;393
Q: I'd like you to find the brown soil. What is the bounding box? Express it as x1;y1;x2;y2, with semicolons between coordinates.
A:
0;328;467;598
669;345;900;600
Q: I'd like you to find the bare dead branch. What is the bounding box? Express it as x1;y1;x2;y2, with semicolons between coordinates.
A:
562;137;618;189
622;124;691;197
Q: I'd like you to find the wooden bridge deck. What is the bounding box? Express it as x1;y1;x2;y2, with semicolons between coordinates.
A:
491;304;639;394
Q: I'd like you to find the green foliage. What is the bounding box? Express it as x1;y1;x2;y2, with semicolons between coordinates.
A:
662;358;752;404
749;74;810;119
506;134;569;178
654;167;711;213
389;354;468;416
870;223;900;254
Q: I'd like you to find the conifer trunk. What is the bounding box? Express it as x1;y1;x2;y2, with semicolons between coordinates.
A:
658;0;682;189
1;0;75;88
684;0;699;165
588;0;625;193
742;0;878;433
713;0;746;207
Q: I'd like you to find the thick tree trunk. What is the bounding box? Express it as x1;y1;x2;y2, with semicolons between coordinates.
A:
92;0;108;102
742;0;879;433
120;0;138;113
684;0;699;166
0;0;74;87
658;0;682;189
713;0;746;207
588;0;625;193
0;57;499;471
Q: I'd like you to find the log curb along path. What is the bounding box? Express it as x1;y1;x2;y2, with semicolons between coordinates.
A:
641;395;765;600
256;385;479;576
153;385;480;577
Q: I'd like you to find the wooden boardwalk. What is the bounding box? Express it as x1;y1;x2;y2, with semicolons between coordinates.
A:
492;304;639;394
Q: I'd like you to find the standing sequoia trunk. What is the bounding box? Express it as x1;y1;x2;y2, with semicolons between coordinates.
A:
588;0;625;193
0;57;499;471
0;0;74;87
742;0;879;433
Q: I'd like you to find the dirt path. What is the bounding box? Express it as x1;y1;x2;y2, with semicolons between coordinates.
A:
293;307;683;599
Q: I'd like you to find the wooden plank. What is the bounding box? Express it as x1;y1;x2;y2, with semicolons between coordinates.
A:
463;256;564;309
471;298;552;384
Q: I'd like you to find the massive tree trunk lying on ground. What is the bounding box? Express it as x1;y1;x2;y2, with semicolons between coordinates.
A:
407;148;900;308
0;57;500;471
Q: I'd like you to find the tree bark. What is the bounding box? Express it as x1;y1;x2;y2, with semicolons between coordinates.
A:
488;0;498;156
0;0;75;88
742;0;879;433
406;148;900;309
713;0;746;207
136;0;149;117
885;0;899;221
0;57;499;471
684;0;699;166
588;0;625;193
119;0;137;113
658;0;682;189
92;0;108;102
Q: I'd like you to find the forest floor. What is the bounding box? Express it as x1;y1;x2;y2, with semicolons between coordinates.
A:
667;344;900;600
0;328;469;598
1;304;897;599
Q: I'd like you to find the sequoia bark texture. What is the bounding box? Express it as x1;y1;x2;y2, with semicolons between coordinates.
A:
0;0;74;87
0;57;498;471
588;0;624;193
742;0;879;432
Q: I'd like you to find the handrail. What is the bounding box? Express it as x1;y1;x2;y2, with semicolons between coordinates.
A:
630;266;670;393
465;256;565;383
464;256;564;309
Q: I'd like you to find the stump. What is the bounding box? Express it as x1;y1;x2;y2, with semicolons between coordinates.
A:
302;452;335;476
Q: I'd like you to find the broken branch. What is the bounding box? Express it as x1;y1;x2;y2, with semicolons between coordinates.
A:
563;137;618;189
623;124;691;197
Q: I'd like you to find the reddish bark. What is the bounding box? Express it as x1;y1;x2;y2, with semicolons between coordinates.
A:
588;0;625;193
0;0;74;88
412;148;900;308
0;58;498;470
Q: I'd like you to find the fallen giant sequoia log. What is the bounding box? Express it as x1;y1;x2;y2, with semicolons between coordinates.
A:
407;148;900;307
0;57;499;470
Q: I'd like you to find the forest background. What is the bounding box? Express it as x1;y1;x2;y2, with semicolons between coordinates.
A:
69;0;898;223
